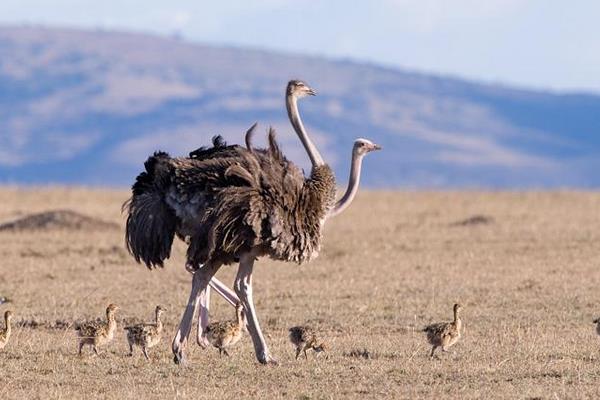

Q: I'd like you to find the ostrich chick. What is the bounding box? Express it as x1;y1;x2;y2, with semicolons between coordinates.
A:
0;310;14;350
75;303;119;355
593;317;600;336
205;302;246;356
289;325;327;360
124;305;166;360
423;303;463;358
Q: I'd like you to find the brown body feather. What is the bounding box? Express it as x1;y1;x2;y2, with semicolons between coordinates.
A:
125;130;336;270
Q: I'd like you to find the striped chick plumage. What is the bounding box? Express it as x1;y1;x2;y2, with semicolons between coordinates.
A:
125;305;166;360
205;302;245;356
288;325;327;360
423;303;463;358
75;303;119;355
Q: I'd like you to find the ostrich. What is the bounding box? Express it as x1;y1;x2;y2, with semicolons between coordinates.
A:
196;137;381;341
124;305;166;360
205;302;246;356
196;86;381;341
125;80;379;365
0;310;13;350
423;303;464;358
75;303;119;356
289;325;327;360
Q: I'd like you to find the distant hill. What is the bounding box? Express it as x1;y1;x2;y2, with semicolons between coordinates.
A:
1;26;599;188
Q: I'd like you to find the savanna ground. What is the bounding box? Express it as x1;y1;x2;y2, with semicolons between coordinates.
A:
1;187;600;399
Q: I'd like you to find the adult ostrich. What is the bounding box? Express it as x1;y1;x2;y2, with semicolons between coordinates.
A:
126;84;335;363
125;81;337;364
195;82;380;350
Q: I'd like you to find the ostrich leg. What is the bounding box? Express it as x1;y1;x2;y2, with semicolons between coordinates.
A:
208;277;239;306
172;262;220;364
195;284;211;348
234;253;277;365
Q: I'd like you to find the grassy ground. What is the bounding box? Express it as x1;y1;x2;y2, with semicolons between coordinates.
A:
1;187;600;399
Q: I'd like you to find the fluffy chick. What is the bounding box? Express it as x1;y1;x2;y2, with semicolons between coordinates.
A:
288;325;327;360
0;310;14;350
124;305;166;360
205;302;246;356
423;303;463;358
75;303;119;355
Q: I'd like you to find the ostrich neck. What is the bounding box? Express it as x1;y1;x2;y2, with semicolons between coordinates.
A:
107;312;116;332
453;310;461;330
286;95;324;167
155;312;163;331
4;317;10;335
329;151;364;218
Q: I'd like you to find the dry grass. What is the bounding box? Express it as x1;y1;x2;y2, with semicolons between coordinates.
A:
1;187;600;399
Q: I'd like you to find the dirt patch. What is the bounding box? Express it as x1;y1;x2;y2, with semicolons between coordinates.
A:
344;348;376;359
0;209;119;232
16;318;44;329
450;214;494;226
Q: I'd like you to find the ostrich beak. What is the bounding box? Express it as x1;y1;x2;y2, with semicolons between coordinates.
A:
371;143;382;151
306;88;317;96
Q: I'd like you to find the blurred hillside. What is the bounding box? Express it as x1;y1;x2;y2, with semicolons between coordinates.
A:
1;26;599;187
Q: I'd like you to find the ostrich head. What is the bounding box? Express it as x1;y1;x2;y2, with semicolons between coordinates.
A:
313;341;328;359
4;310;13;321
353;138;382;157
106;303;119;315
155;305;166;316
287;80;316;98
453;303;463;315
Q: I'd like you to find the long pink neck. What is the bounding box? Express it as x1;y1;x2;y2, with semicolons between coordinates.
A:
286;94;324;167
329;149;364;217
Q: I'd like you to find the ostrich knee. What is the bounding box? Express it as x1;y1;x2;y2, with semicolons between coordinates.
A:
234;277;250;300
172;267;215;364
233;275;252;331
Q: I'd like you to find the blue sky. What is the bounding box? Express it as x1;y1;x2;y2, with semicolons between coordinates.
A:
1;0;599;93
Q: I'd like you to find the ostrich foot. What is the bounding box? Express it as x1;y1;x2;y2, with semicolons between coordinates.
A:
173;351;186;365
196;335;210;349
258;352;279;366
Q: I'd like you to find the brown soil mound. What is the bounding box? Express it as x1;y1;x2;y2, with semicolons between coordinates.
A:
451;214;494;227
0;210;119;232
